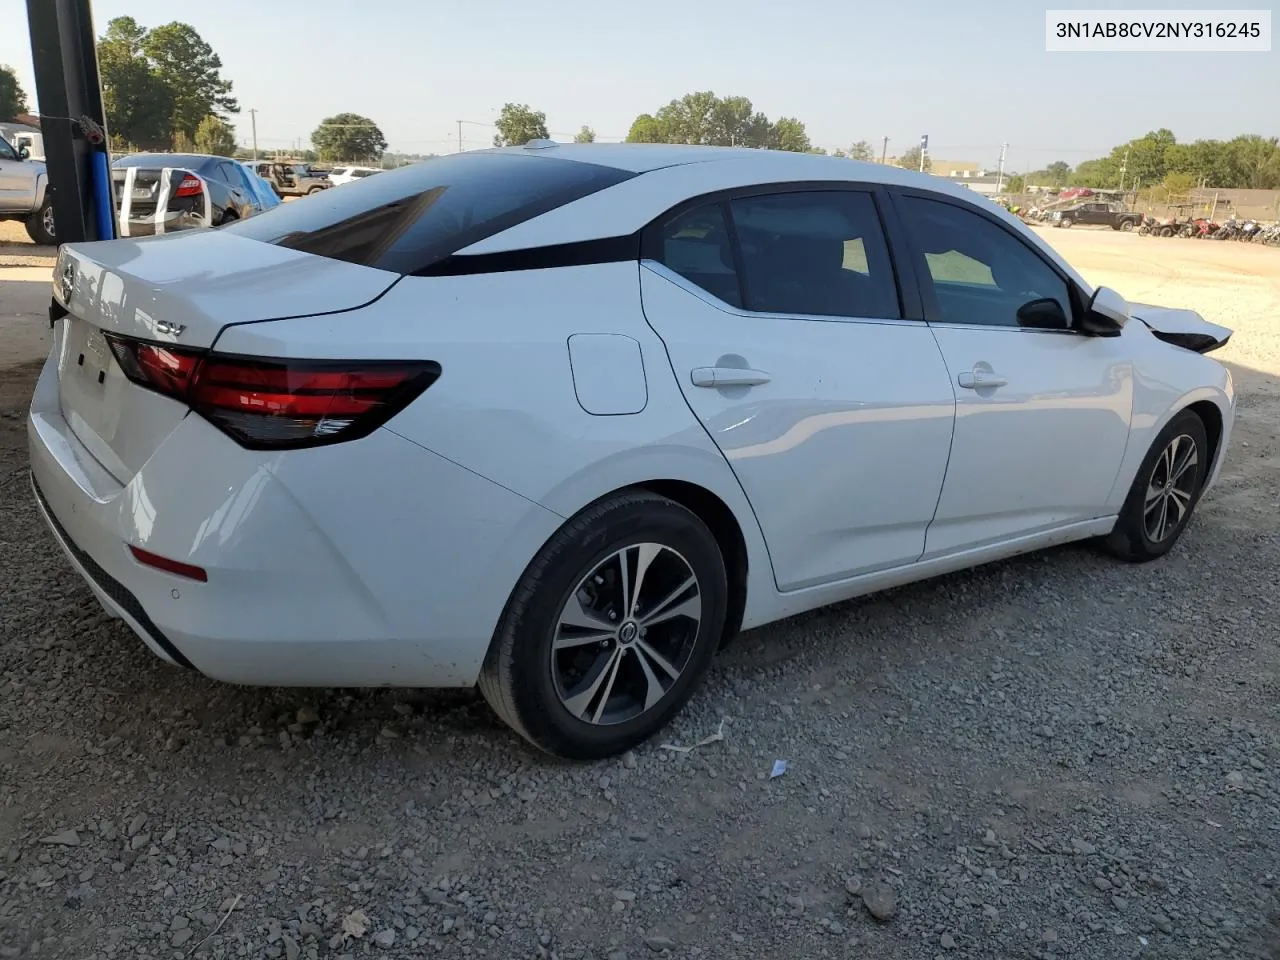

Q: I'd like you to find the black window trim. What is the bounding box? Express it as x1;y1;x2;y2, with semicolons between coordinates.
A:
639;180;925;323
885;186;1091;336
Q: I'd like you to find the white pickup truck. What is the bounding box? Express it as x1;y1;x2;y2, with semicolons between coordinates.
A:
0;135;55;245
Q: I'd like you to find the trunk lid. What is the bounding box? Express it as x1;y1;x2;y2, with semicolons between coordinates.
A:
53;231;400;482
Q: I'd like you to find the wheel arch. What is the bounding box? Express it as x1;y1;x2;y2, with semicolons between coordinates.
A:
635;479;748;648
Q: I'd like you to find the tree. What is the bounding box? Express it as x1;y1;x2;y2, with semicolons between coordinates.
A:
573;125;596;143
97;17;173;149
1006;175;1025;193
0;64;28;121
142;22;238;142
194;114;236;156
311;113;388;162
846;140;875;161
493;103;548;147
898;146;932;173
769;117;811;153
624;92;811;151
1045;161;1071;186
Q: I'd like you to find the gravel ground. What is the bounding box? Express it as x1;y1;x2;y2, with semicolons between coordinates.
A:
2;230;1280;960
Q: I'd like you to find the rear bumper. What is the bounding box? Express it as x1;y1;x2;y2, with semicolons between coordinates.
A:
27;351;563;688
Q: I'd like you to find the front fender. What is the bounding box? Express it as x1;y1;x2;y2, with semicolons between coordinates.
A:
32;172;48;210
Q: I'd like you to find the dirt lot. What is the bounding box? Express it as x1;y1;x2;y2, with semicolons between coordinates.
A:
2;225;1279;960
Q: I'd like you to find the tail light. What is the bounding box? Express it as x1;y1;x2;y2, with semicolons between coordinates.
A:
173;174;203;198
103;334;440;450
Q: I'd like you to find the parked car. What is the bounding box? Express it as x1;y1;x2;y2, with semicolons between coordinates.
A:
328;165;382;186
31;144;1235;759
0;133;54;244
245;160;332;197
1050;200;1142;231
112;153;277;236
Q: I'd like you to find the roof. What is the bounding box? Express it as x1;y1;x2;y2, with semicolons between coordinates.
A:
114;152;227;168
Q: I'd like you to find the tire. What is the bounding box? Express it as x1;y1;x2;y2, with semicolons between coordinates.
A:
1159;226;1174;238
1120;219;1135;232
1060;217;1073;228
307;185;324;195
1138;225;1150;236
25;199;56;246
1102;409;1210;563
479;491;728;760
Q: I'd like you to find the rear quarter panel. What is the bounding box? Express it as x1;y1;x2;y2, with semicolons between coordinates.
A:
212;261;781;627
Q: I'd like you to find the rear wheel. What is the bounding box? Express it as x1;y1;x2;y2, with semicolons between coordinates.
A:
1120;219;1135;232
307;185;324;195
1102;409;1209;562
479;491;728;760
1159;226;1174;237
1059;217;1073;228
25;199;55;246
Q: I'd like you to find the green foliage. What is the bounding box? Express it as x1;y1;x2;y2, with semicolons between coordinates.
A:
573;125;595;143
898;147;931;173
1006;175;1026;193
624;92;811;152
1044;161;1070;186
142;22;238;141
1067;131;1280;190
493;103;549;147
194;115;236;156
0;64;28;121
97;18;235;150
311;113;388;162
846;140;875;161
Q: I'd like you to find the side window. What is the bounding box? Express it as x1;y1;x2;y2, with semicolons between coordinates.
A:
657;203;742;308
900;195;1073;330
729;191;900;319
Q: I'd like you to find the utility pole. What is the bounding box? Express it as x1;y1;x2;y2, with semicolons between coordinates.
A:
1118;145;1130;194
456;120;463;153
249;108;259;159
918;134;928;173
881;136;889;164
994;142;1008;195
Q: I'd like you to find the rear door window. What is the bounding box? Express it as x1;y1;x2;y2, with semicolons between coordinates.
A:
223;153;636;275
729;191;901;320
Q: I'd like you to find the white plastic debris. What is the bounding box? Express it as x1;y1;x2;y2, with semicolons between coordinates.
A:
770;759;788;779
660;717;726;754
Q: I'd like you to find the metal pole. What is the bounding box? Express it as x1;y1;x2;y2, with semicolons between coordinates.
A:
995;142;1008;195
26;0;115;244
881;137;888;164
249;109;258;159
456;120;463;153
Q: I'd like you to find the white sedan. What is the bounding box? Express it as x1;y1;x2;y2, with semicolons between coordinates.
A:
327;165;382;186
29;144;1234;759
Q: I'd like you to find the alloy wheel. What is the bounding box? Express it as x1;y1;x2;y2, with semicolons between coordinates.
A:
1144;433;1199;543
43;205;55;239
551;543;702;726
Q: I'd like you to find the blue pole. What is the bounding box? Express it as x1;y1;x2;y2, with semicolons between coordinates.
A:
90;150;115;240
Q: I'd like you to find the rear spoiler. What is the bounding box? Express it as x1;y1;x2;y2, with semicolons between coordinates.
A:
115;166;214;237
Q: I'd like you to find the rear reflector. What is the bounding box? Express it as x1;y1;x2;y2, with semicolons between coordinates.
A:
103;333;441;449
128;545;208;582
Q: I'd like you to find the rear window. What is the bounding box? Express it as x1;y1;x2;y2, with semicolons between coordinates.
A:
222;152;634;274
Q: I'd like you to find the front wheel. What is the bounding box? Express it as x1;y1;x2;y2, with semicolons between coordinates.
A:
479;491;728;760
1102;409;1209;562
25;199;56;246
1059;217;1073;228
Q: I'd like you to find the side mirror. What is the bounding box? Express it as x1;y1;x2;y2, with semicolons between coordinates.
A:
1080;285;1129;337
18;145;30;159
1016;297;1069;330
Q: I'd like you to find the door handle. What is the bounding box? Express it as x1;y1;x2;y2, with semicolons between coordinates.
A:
691;366;772;388
957;370;1008;390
